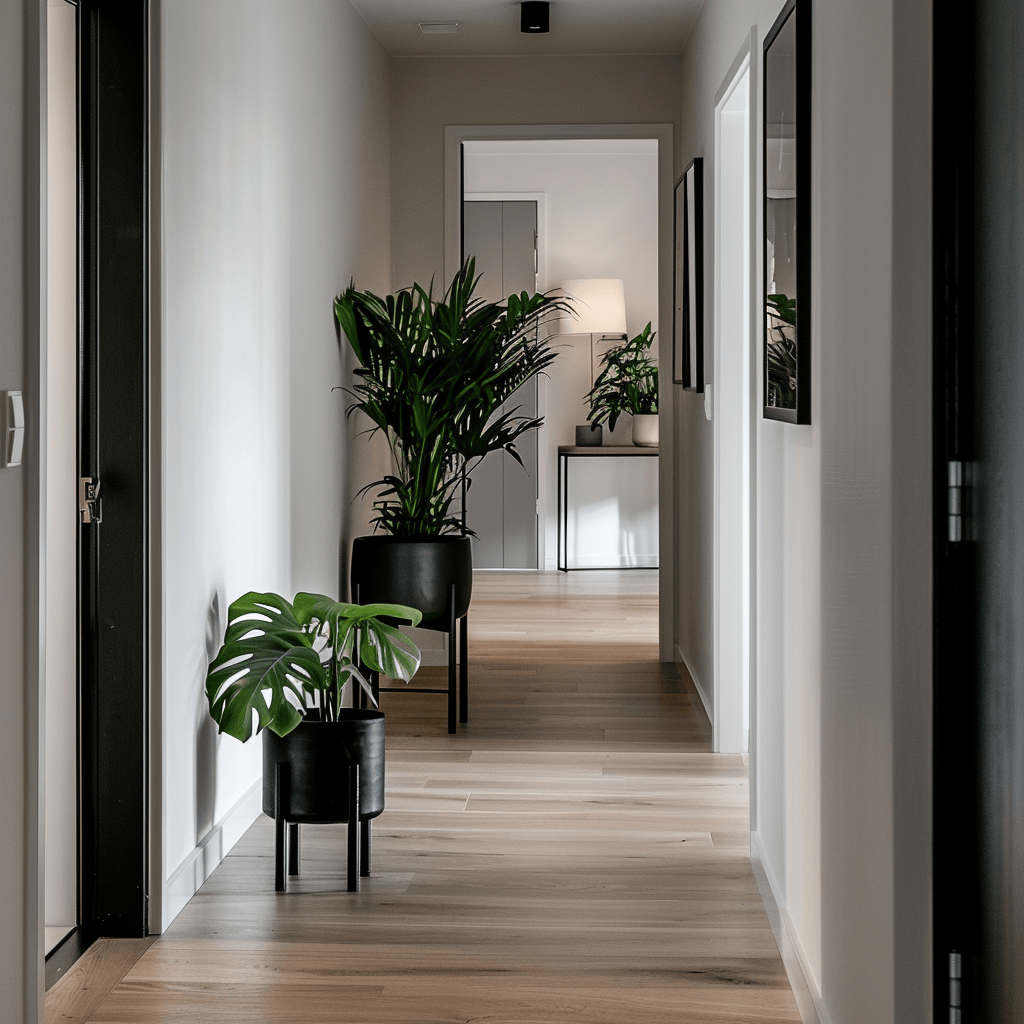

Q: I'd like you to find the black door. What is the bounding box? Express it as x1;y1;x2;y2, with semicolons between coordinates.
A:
79;0;149;940
934;1;1024;1018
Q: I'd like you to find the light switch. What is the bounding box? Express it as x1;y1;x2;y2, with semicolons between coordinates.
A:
3;391;24;467
704;383;713;422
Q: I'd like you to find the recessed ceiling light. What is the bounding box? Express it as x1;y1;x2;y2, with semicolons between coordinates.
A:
521;1;549;33
419;22;458;34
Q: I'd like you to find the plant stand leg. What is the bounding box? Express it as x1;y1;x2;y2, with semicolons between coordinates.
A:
459;612;468;724
346;764;360;892
447;583;457;734
288;823;300;876
360;818;371;877
274;763;287;893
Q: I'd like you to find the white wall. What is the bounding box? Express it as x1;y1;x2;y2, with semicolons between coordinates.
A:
464;139;659;568
156;0;391;930
391;55;682;297
676;1;932;1022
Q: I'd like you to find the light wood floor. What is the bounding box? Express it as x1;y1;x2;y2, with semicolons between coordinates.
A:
49;570;799;1023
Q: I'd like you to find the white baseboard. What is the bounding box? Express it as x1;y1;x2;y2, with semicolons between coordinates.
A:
675;643;713;723
750;831;831;1024
162;781;262;931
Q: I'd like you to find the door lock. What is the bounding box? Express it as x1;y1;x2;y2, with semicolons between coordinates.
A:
79;477;102;524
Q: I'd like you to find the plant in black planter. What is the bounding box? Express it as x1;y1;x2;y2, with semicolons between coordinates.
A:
334;257;571;731
584;322;660;447
205;590;421;892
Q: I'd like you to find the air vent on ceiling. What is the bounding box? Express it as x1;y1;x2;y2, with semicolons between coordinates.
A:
419;22;458;34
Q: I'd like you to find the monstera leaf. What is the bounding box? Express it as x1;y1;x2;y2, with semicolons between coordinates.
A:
206;590;423;742
293;593;422;705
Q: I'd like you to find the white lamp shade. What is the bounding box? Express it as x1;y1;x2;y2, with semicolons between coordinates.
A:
558;278;627;335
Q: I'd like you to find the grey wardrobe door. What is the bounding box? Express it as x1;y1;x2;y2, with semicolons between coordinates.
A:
462;201;504;304
462;200;539;568
502;377;538;568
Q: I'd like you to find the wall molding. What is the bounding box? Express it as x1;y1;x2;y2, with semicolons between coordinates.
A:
676;643;713;723
750;831;830;1024
162;781;262;931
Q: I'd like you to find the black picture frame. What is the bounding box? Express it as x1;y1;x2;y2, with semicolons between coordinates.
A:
675;158;704;391
763;0;811;423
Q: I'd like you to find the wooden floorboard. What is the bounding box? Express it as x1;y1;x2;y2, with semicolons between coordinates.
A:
76;570;800;1023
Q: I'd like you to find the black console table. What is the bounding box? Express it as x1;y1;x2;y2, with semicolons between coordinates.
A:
557;445;659;572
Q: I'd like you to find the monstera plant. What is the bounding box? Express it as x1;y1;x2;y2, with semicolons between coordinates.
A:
206;591;421;742
205;591;424;892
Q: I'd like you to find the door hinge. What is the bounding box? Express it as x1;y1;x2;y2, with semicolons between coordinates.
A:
79;476;102;524
948;461;974;543
949;951;962;1024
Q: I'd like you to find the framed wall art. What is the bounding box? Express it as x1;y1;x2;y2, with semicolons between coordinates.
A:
763;0;811;422
674;157;704;391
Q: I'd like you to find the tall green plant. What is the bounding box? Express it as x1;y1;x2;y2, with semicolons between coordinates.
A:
585;323;659;432
335;258;571;536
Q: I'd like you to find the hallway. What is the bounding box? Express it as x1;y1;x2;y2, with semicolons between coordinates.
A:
49;571;799;1023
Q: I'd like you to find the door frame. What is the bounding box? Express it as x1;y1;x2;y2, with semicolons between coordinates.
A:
444;123;675;659
33;0;151;1002
711;40;757;755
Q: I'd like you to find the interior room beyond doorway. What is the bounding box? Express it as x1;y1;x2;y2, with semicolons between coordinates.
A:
461;138;660;573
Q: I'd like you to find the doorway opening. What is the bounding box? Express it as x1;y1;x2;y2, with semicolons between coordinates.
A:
453;133;668;589
713;53;755;754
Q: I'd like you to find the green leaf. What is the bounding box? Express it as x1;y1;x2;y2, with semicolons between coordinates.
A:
335;257;573;536
206;634;324;741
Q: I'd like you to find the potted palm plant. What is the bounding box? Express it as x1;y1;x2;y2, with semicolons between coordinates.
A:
334;256;569;629
205;590;421;891
585;322;660;447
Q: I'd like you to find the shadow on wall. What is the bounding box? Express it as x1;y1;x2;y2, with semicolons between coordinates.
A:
196;590;223;842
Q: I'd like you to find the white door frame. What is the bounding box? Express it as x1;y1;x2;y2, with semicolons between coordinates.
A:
445;124;676;661
712;38;758;754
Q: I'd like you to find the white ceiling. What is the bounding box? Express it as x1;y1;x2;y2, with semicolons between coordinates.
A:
348;0;703;57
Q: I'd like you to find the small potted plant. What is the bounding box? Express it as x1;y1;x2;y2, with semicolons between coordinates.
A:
585;322;659;447
205;590;421;890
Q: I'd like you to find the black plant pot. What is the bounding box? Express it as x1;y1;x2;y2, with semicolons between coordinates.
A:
262;710;385;892
350;534;473;624
350;534;473;734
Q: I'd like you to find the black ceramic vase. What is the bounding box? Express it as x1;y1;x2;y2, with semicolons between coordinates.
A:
262;710;385;892
262;710;385;823
350;534;473;624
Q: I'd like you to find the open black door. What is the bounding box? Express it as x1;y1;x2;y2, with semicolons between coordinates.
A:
79;0;149;940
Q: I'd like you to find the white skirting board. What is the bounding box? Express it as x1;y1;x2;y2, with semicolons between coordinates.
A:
675;644;713;724
162;781;262;931
750;831;831;1024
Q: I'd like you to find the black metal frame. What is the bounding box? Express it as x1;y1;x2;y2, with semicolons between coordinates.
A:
557;446;660;572
273;764;367;894
676;158;704;391
355;582;468;734
762;0;811;424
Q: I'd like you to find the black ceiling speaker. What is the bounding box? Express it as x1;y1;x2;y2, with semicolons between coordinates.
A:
521;1;550;33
